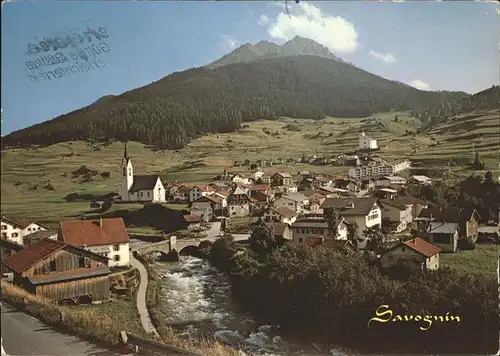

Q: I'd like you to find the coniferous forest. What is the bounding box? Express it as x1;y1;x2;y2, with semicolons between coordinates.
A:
2;55;473;150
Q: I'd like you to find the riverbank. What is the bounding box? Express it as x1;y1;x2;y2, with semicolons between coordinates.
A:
202;237;499;354
135;253;242;356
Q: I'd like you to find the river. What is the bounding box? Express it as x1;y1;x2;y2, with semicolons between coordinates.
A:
153;256;352;356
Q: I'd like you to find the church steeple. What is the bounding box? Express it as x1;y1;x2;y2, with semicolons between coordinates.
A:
124;142;129;160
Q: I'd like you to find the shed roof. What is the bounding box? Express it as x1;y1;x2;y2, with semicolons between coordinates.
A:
321;197;378;216
28;267;110;285
428;222;459;234
2;238;108;274
402;237;441;258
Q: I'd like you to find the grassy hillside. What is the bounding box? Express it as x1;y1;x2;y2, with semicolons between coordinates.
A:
1;110;498;223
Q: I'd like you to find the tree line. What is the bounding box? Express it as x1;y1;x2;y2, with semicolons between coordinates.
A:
3;55;468;150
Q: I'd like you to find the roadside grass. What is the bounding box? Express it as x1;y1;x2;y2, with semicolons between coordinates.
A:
2;110;498;222
440;243;498;279
0;271;147;346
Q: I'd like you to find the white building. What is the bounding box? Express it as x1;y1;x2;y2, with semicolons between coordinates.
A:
119;143;166;203
58;217;130;268
375;176;407;187
1;217;49;245
273;193;309;213
359;131;378;150
189;185;216;202
321;197;382;248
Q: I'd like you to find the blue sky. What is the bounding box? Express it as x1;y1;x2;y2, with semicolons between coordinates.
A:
1;1;499;135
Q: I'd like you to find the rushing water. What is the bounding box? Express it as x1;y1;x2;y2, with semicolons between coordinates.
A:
153;256;351;356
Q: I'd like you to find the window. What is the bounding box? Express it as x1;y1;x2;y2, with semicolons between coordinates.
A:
78;255;90;268
113;244;120;251
122;167;126;176
140;192;143;197
128;168;132;176
113;255;121;262
1;225;7;230
147;191;150;197
12;233;18;238
50;260;56;272
388;255;393;261
1;233;6;238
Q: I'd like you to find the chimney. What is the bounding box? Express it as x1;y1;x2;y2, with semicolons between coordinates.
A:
99;218;103;228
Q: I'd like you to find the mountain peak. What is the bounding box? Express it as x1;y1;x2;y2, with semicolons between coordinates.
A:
208;36;343;68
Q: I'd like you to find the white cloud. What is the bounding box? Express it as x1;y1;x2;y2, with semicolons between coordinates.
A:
408;79;430;90
258;14;269;26
264;2;360;54
221;35;240;50
369;50;397;64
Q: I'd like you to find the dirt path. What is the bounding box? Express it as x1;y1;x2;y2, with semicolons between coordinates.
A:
130;255;160;338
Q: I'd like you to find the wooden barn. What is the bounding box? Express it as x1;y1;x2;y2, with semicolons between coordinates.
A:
2;238;111;303
0;239;24;275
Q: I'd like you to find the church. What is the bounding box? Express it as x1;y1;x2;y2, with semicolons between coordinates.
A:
119;143;166;203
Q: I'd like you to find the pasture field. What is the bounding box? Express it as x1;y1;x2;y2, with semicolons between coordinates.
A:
440;244;498;279
1;110;498;223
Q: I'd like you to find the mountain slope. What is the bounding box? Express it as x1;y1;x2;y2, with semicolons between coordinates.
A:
208;36;343;68
2;55;468;150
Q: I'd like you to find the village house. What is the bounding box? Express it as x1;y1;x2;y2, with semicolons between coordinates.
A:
375;176;407;187
2;238;111;303
334;178;359;192
380;199;413;233
263;207;298;225
321;197;382;248
227;188;252;217
0;239;24;276
417;207;480;241
231;173;252;185
189;185;216;202
290;216;349;242
190;202;214;222
381;237;441;271
183;215;202;230
267;222;293;241
270;172;294;187
209;181;230;192
375;187;399;200
119;143;166;203
410;175;433;185
296;171;312;184
170;185;190;203
426;222;459;253
260;172;272;184
307;194;326;215
248;183;274;198
252;168;265;180
58;218;130;268
1;216;49;246
273;193;309;213
194;194;224;214
361;178;376;191
311;176;333;189
23;230;58;246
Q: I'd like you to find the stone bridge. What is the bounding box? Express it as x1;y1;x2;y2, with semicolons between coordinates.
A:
132;234;250;257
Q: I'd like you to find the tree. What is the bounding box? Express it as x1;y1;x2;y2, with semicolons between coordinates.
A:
346;220;359;242
484;171;494;184
363;226;386;252
471;152;485;170
249;224;283;258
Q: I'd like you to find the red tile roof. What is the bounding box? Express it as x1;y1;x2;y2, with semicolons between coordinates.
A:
402;237;441;258
59;218;129;247
193;185;216;192
249;184;270;191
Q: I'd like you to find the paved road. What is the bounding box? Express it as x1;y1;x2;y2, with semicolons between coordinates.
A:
1;303;128;356
129;255;160;338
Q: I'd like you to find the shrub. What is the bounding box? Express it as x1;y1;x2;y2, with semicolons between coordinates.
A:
458;236;475;250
